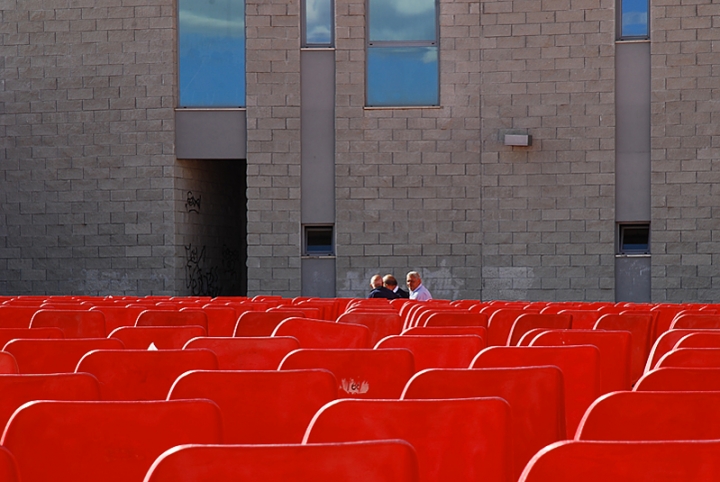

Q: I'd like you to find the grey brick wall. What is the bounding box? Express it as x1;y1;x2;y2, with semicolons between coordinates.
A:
335;0;483;300
651;0;720;302
479;0;616;301
0;0;177;295
245;0;302;295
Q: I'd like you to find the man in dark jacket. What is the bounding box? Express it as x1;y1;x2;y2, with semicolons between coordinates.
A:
368;274;399;299
383;274;409;298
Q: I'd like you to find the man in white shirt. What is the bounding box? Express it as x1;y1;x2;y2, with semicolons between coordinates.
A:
406;271;433;301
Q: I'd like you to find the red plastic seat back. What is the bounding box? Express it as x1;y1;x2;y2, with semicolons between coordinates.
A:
531;329;632;392
136;310;208;332
279;348;415;399
507;313;572;346
168;369;337;443
0;352;18;374
471;345;601;437
634;367;720;391
233;311;305;337
273;317;371;349
336;312;403;346
183;336;300;370
0;447;19;482
4;338;124;374
305;397;513;482
424;311;488;328
557;309;601;330
145;441;420;482
184;306;238;336
89;306;145;333
376;335;485;371
403;325;487;340
1;399;222;482
576;391;720;441
0;327;64;348
402;366;565;480
675;331;720;349
519;440;720;482
108;325;206;349
487;308;540;346
76;349;218;400
657;347;720;369
0;306;42;328
670;313;720;330
0;373;100;430
644;328;709;373
594;312;654;383
29;309;106;337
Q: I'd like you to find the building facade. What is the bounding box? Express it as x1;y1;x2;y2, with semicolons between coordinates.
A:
0;0;718;302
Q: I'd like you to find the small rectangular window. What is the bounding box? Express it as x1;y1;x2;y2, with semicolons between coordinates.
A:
303;0;334;47
618;0;649;39
618;223;650;255
304;225;334;256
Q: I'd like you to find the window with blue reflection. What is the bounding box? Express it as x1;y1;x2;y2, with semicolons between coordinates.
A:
620;0;649;38
366;0;438;107
178;0;245;107
304;0;333;46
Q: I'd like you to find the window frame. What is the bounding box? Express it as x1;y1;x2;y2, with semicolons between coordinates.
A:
618;223;651;255
302;0;335;48
617;0;650;41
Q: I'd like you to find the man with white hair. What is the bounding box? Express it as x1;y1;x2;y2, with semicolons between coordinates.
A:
406;271;433;301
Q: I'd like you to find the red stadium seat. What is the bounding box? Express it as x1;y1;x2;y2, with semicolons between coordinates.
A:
376;335;484;371
575;391;720;441
167;369;337;443
279;348;415;399
135;310;208;332
183;336;300;370
507;313;572;346
0;306;43;328
402;366;565;480
1;399;222;482
273;317;371;349
424;311;488;328
233;310;305;337
89;305;145;333
0;447;19;482
336;311;403;346
76;349;218;400
471;345;601;437
4;338;124;374
594;312;654;383
486;308;541;346
304;397;513;482
634;367;720;391
29;309;106;338
0;352;18;374
144;441;420;482
657;347;720;369
108;326;206;349
518;440;720;481
0;327;64;348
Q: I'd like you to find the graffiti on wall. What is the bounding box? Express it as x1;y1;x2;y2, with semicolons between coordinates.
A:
185;244;220;297
185;191;201;213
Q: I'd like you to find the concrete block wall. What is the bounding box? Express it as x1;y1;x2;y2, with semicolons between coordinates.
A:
0;0;178;295
650;0;720;302
245;0;302;295
479;0;616;301
334;0;483;300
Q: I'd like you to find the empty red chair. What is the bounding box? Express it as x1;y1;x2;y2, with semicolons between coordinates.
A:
304;397;513;482
89;305;145;333
644;328;710;373
4;338;124;374
109;326;206;349
0;447;19;482
376;335;485;371
0;327;64;348
507;313;572;346
183;336;300;370
29;309;106;337
557;309;601;330
144;441;419;482
670;313;720;330
135;310;208;332
424;311;488;328
594;312;654;383
657;347;720;369
634;367;720;391
530;329;632;392
76;349;218;400
471;345;601;437
402;366;565;480
0;372;100;429
1;399;222;482
675;331;720;349
184;306;238;336
233;310;305;336
0;306;42;328
518;440;720;482
576;391;720;441
403;325;487;340
273;317;371;349
487;308;540;346
0;352;18;374
279;348;415;399
336;311;403;346
167;369;337;443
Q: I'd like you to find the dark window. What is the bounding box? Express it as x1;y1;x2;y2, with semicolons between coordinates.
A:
619;224;650;255
304;225;334;256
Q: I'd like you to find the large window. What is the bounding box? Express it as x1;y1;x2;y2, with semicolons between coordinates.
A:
619;0;649;39
366;0;439;107
303;0;334;47
178;0;245;107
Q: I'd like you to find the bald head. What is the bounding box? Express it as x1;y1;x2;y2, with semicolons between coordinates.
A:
370;274;384;289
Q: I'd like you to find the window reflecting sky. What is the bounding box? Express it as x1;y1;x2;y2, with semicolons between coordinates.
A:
367;47;438;106
622;0;648;37
305;0;333;45
178;0;245;107
369;0;436;42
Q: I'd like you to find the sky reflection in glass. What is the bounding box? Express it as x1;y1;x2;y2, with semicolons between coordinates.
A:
369;0;435;42
305;0;333;45
367;47;438;106
178;0;245;107
621;0;648;37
